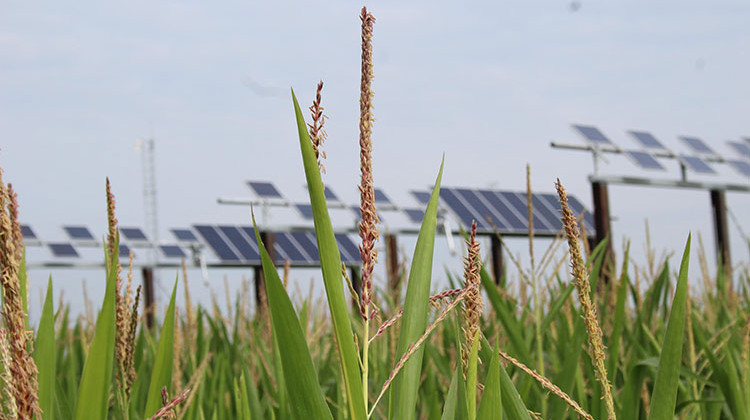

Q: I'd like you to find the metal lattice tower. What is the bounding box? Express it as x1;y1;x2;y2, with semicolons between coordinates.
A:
138;138;159;265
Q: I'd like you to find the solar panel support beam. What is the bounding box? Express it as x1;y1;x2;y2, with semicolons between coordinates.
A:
490;234;503;284
142;267;155;329
591;181;614;280
710;189;731;275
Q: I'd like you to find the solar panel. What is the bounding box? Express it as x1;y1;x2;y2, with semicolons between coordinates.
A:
680;136;716;155
119;244;133;258
291;232;321;262
727;160;750;177
248;181;283;198
335;234;361;264
20;224;37;240
295;204;314;220
439;189;491;231
274;232;313;264
628;131;667;150
160;245;186;258
476;190;527;232
120;227;148;241
63;225;95;240
680;156;716;174
453;188;514;232
171;228;199;242
530;194;564;232
573;125;614;145
373;188;392;204
193;225;242;261
540;193;595;234
499;192;556;232
727;141;750;159
403;208;425;224
411;191;431;205
48;243;79;257
218;226;261;261
624;150;665;170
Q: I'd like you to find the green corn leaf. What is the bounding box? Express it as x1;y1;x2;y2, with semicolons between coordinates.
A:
389;157;444;419
466;332;480;420
73;240;118;420
144;279;178;417
477;341;502;420
33;276;56;420
292;90;365;420
478;335;531;420
441;364;461;420
648;234;690;420
253;213;333;420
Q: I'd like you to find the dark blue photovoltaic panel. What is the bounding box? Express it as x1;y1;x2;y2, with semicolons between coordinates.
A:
680;137;716;155
624;151;665;170
160;245;186;258
452;188;510;231
218;226;260;261
727;141;750;158
728;160;750;177
275;233;312;263
629;131;667;150
531;194;563;232
171;228;199;242
120;227;148;241
411;191;431;205
194;225;241;261
403;208;424;224
573;125;613;145
119;244;132;258
500;192;554;232
324;187;339;202
21;224;37;240
335;234;361;264
477;190;527;231
373;188;391;204
295;204;314;220
440;189;490;230
248;181;282;198
291;232;320;261
64;226;95;240
681;156;715;174
48;243;79;257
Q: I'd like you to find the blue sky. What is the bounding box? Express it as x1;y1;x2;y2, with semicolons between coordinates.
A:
2;1;749;315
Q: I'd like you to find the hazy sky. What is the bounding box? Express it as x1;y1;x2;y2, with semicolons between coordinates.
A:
2;1;749;314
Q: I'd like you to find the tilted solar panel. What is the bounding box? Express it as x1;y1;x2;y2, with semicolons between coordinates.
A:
403;208;425;224
21;224;37;240
628;131;667;150
120;227;148;241
295;204;314;220
247;181;283;198
193;225;242;261
727;141;750;159
624;150;665;171
218;225;261;261
324;187;340;202
160;245;187;259
171;228;199;242
728;160;750;177
64;226;95;240
373;188;391;204
410;191;431;205
119;244;133;258
48;243;79;257
476;190;527;232
681;156;716;174
680;137;716;155
573;125;613;145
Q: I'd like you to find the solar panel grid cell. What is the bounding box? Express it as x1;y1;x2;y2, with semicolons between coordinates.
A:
324;188;339;201
119;244;132;257
403;208;424;224
120;227;148;241
274;233;311;264
503;192;554;232
439;189;489;231
453;188;510;232
335;234;361;264
727;141;750;158
171;229;199;242
160;245;186;258
530;195;563;233
248;181;283;198
410;191;431;205
373;188;391;204
573;125;612;145
295;204;314;220
728;160;750;177
293;232;321;261
194;225;241;261
218;226;260;261
624;151;665;170
477;190;527;232
681;156;716;174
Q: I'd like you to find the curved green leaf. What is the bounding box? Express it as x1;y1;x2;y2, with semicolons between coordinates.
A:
292;90;365;420
144;279;178;417
477;341;502;420
33;276;55;420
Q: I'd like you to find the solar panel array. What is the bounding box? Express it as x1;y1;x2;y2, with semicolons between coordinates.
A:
192;224;361;266
575;125;750;178
410;187;594;236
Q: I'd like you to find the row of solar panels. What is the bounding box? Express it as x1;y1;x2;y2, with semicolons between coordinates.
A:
248;182;592;236
20;223;362;267
572;125;750;177
20;225;189;259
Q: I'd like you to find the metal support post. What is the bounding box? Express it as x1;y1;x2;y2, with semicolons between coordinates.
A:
710;189;731;273
490;234;504;285
141;266;155;328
